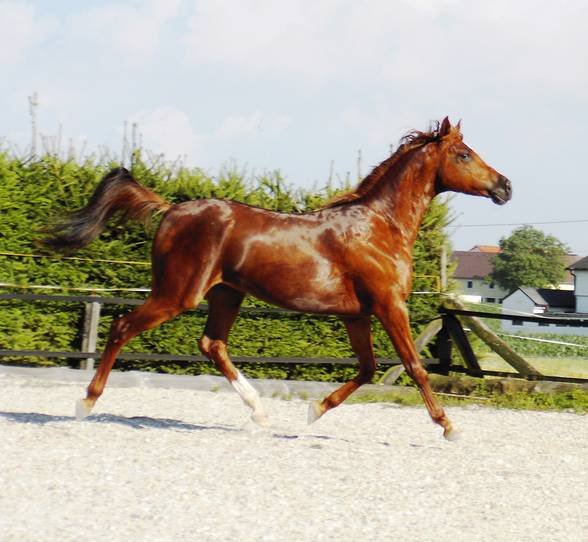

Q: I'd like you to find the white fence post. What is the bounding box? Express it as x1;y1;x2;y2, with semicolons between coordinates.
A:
80;301;101;370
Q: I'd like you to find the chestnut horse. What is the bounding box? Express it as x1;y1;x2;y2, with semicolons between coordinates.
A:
42;118;511;439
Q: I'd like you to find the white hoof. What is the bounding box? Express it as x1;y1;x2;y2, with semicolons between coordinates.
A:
251;410;270;428
443;426;462;441
307;401;324;425
75;398;94;421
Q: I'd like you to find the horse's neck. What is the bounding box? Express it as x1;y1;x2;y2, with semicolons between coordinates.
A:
365;146;438;246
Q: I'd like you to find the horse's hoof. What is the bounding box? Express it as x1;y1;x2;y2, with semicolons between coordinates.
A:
307;401;324;425
75;398;94;421
251;411;270;428
443;426;462;441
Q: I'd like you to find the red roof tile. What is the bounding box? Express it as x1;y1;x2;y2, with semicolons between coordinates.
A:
469;245;501;253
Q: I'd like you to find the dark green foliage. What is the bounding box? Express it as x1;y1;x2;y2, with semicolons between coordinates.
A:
490;225;568;291
0;152;452;380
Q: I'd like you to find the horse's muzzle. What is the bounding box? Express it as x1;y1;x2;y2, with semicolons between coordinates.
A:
490;175;512;205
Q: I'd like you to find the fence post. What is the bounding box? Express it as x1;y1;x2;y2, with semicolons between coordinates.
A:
442;313;483;377
81;301;101;370
436;316;453;375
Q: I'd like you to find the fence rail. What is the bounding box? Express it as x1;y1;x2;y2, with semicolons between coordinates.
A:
0;291;435;369
444;307;588;327
440;303;588;384
0;348;437;367
2;291;588;384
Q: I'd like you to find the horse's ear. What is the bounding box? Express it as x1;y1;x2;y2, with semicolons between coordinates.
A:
456;119;462;131
439;117;451;138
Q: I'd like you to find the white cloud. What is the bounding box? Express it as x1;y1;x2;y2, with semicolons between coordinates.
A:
184;0;361;81
213;111;291;139
183;0;588;97
128;107;291;166
66;0;182;60
340;100;452;151
130;106;201;161
0;1;56;64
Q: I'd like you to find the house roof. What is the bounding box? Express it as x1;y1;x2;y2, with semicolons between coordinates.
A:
568;255;588;271
562;254;583;282
452;251;496;279
469;245;501;253
517;287;575;309
453;250;581;284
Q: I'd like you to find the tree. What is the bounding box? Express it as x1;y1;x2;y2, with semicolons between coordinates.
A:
490;226;569;292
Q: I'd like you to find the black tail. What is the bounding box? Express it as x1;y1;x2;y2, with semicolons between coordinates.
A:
39;168;171;252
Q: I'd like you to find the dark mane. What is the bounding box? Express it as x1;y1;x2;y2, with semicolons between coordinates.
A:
322;121;442;208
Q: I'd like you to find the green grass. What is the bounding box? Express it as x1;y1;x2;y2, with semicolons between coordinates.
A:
348;385;588;413
478;353;588;379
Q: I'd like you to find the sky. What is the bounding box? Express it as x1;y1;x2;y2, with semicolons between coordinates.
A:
1;0;587;254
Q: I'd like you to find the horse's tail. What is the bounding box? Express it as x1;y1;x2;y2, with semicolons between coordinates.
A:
39;167;172;252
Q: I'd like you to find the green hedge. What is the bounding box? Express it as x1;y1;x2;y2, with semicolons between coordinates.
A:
0;153;452;380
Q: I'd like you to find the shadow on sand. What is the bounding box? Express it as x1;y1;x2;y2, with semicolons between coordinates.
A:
0;410;362;444
0;411;238;433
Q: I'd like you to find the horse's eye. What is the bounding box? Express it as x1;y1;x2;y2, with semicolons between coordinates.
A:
458;152;471;161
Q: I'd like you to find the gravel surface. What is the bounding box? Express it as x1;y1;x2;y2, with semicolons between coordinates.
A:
0;368;587;542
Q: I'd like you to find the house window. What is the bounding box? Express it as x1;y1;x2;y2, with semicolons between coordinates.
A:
538;322;549;327
512;319;523;326
485;297;496;303
467;280;473;289
489;282;495;289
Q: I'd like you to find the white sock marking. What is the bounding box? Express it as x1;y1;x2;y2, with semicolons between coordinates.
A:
231;372;269;426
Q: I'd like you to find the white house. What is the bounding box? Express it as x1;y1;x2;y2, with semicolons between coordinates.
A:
452;246;508;304
569;256;588;312
453;246;580;305
500;287;582;335
501;256;588;335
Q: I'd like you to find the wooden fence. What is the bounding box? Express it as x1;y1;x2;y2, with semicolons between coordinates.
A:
1;292;587;384
0;291;439;372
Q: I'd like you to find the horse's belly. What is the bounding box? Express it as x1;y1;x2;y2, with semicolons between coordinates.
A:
222;225;364;315
225;265;362;316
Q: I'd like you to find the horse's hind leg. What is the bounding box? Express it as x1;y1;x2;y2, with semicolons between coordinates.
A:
76;296;186;420
198;285;269;427
308;316;376;423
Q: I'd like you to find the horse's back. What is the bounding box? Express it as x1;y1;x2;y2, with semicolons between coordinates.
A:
152;198;364;314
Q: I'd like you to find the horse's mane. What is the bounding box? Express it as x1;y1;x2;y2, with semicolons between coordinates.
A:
322;121;443;208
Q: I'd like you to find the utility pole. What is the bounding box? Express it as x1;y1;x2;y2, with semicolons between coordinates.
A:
28;92;39;158
440;244;448;292
121;121;129;167
328;160;334;187
131;122;138;167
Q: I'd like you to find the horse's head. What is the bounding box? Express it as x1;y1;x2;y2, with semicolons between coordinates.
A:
436;117;511;205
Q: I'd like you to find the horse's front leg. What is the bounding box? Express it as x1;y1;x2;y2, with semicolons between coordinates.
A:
308;316;376;423
375;299;458;440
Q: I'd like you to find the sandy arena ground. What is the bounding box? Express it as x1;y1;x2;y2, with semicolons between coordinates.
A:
0;366;586;542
